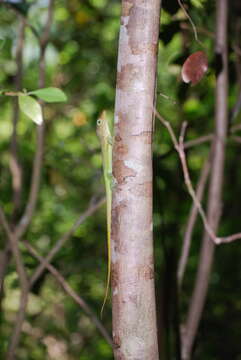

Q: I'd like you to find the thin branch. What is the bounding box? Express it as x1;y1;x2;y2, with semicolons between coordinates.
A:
0;3;40;40
154;107;241;246
155;109;216;240
0;20;25;299
230;91;241;123
15;123;45;239
9;19;25;221
182;122;241;149
181;1;229;358
23;241;113;348
233;44;241;57
180;22;214;38
3;2;55;357
178;126;216;242
217;232;241;243
230;123;241;133
0;208;28;296
30;197;105;286
159;122;241;161
15;0;54;239
183;134;213;149
177;0;201;44
159;132;212;161
233;20;241;87
0;197;110;353
182;121;241;149
39;0;55;49
0;248;11;294
6;291;29;360
16;14;39;40
177;151;211;287
0;207;29;360
231;135;241;144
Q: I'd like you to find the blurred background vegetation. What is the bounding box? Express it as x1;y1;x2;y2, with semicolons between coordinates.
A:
0;0;241;359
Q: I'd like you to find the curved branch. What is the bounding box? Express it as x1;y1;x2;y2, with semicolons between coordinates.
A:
181;1;229;358
177;151;211;287
30;197;105;286
24;241;113;348
0;207;29;360
0;20;25;299
15;0;55;239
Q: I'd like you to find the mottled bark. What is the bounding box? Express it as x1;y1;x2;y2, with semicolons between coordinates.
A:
112;1;161;359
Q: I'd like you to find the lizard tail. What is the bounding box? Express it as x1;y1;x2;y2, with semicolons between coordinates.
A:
100;210;111;318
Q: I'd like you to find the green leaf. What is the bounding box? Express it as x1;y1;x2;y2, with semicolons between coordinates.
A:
18;95;43;125
28;87;67;103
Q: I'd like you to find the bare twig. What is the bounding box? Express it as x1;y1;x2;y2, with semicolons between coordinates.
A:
0;207;29;360
178;126;216;242
10;20;25;221
184;134;213;149
154;108;241;247
6;291;29;360
159;122;241;161
183;126;241;148
230;91;241;123
159;133;212;160
233;20;241;88
155;109;216;240
30;197;105;286
180;22;214;38
16;14;39;40
0;200;112;356
0;249;10;293
0;197;111;352
0;20;25;299
181;1;229;358
0;208;28;299
230;123;241;133
231;135;241;144
177;152;211;287
177;0;201;44
39;0;55;49
15;0;54;239
0;1;39;39
23;241;113;347
4;2;55;358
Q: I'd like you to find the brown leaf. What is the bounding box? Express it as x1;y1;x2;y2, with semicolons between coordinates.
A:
181;51;208;85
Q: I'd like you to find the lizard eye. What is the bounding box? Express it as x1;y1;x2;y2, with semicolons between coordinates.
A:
97;119;102;126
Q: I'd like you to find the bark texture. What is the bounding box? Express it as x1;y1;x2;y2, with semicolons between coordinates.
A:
112;1;161;359
181;1;228;359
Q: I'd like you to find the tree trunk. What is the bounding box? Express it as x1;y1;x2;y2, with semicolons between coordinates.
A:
112;1;161;359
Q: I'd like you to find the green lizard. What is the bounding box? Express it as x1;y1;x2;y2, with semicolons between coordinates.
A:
96;110;113;317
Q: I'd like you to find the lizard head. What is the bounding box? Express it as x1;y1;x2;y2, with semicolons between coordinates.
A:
96;110;111;140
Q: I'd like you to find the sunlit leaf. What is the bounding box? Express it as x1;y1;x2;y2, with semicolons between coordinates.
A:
18;94;43;125
28;87;67;103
